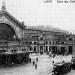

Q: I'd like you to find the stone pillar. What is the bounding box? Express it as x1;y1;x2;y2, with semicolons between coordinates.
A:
36;45;38;53
48;45;49;52
44;45;45;53
73;45;75;56
65;46;68;54
38;45;40;53
43;45;44;54
49;46;52;52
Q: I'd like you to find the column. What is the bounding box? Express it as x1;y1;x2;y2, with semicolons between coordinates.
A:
65;46;68;55
73;45;75;56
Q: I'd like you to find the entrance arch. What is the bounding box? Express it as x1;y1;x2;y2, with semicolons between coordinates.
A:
0;23;17;40
40;46;43;54
68;46;72;54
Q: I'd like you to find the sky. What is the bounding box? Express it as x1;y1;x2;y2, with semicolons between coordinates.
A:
0;0;75;33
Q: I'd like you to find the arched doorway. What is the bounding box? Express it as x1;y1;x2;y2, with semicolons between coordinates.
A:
40;46;43;54
46;46;48;53
52;46;57;54
61;47;65;55
34;46;36;52
0;23;17;41
68;46;72;54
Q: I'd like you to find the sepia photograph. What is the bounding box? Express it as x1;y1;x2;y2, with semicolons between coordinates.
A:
0;0;75;75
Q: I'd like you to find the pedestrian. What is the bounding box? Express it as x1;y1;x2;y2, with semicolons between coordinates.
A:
53;54;55;58
52;60;54;65
36;57;38;62
29;58;31;63
35;63;37;69
33;61;35;66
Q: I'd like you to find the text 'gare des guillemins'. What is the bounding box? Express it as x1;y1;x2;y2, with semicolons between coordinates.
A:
44;0;75;3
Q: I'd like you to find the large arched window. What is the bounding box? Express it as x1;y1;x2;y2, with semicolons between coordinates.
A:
0;23;16;40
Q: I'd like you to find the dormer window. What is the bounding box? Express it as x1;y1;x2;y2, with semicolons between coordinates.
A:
46;41;48;44
40;37;43;41
49;42;51;44
69;38;72;41
34;41;37;44
39;34;44;41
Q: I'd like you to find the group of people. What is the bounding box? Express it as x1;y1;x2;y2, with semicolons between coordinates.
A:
32;57;38;69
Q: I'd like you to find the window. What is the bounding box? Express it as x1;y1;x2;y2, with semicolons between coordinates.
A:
11;49;17;53
61;42;64;44
40;37;43;40
46;41;48;44
53;42;55;44
0;50;6;53
69;38;72;41
56;41;57;44
25;42;28;44
49;42;51;44
22;49;26;51
34;42;37;44
34;46;36;51
32;36;38;40
29;42;32;44
30;47;32;51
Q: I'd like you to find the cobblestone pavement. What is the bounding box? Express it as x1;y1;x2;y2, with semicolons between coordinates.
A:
0;53;74;75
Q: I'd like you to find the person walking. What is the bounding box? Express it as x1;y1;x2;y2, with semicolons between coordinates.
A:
36;57;38;62
52;60;54;65
29;58;31;63
33;61;35;66
35;63;37;69
53;54;55;58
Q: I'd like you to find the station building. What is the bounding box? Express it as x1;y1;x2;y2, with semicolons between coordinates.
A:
0;1;74;57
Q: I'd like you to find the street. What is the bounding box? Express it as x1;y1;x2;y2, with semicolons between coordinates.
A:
0;53;74;75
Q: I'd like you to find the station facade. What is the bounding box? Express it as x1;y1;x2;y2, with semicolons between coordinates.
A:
0;2;74;56
24;28;75;55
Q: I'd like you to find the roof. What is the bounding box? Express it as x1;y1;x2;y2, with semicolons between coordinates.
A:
26;26;70;36
0;8;26;29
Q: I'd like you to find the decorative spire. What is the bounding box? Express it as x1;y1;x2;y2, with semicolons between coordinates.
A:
1;0;6;11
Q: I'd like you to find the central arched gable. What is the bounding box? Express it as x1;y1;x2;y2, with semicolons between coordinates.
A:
0;11;25;40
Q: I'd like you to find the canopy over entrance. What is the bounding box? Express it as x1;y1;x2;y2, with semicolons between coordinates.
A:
0;23;17;41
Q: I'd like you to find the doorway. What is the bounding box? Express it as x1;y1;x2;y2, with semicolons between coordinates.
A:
34;46;36;52
61;47;65;55
68;46;72;54
40;46;43;54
